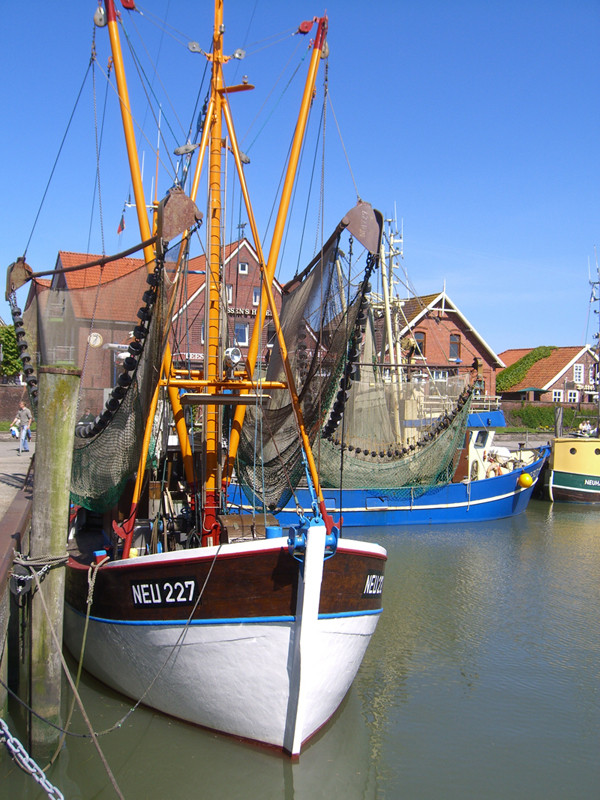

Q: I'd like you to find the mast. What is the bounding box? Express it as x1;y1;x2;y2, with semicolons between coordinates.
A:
380;221;402;440
592;257;600;434
104;0;333;542
202;0;227;541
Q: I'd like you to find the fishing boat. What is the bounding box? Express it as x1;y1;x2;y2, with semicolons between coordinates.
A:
226;217;549;527
17;1;386;756
230;426;549;526
543;436;600;503
541;268;600;503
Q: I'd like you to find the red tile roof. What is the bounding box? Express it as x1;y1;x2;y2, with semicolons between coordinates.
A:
497;346;585;391
58;251;148;324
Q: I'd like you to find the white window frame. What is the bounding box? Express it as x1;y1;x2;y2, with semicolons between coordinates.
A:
234;322;249;347
552;389;563;402
573;363;584;383
567;389;579;403
226;284;233;304
253;287;260;306
238;262;249;275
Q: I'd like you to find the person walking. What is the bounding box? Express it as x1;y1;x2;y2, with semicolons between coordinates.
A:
11;400;32;455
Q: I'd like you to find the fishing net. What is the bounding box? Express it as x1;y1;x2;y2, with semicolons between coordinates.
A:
235;208;474;509
235;215;377;511
24;252;175;511
315;317;473;497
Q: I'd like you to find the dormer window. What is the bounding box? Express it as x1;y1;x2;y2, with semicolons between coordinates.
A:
238;262;248;275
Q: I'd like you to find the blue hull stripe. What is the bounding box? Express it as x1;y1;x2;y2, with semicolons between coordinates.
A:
65;603;382;627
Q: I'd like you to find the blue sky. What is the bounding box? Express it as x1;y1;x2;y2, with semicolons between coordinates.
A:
1;0;598;355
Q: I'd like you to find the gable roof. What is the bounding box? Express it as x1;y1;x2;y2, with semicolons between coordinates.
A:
497;345;598;392
393;290;505;367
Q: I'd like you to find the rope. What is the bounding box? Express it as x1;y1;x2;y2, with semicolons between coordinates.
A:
26;235;159;279
46;557;109;768
28;567;125;799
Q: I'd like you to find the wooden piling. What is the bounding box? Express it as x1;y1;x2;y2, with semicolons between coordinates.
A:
29;366;80;754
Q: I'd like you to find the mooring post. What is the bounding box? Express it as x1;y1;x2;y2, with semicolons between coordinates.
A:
29;366;81;755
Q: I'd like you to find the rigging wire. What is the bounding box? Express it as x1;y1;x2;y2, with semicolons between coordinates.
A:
120;11;188;147
326;91;361;204
79;42;111;418
22;35;95;260
242;39;308;153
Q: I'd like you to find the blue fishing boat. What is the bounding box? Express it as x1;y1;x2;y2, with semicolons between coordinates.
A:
229;427;549;527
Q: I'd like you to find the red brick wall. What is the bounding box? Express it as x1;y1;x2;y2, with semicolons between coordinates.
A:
0;384;29;421
408;310;498;395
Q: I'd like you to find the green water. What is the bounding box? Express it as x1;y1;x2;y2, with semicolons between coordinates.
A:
2;499;599;798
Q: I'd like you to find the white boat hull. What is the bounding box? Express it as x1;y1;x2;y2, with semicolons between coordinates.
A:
64;534;385;754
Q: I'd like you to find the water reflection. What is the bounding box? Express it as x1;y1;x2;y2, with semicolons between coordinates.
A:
3;504;599;798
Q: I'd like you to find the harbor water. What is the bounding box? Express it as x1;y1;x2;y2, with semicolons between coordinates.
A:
2;498;599;799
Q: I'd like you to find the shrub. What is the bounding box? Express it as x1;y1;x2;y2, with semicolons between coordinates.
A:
0;325;22;379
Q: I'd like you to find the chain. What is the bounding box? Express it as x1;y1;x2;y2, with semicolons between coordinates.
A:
0;718;64;800
9;553;68;597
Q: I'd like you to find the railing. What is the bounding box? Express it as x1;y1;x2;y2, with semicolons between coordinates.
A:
471;395;502;412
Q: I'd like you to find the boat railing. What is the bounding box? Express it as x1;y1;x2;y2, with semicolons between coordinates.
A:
470;394;502;412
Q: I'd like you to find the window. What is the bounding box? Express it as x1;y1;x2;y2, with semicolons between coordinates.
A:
552;389;563;402
234;322;249;347
253;287;261;306
573;363;584;383
413;332;425;358
567;390;579;403
226;284;233;304
449;334;461;361
238;262;248;275
433;370;448;381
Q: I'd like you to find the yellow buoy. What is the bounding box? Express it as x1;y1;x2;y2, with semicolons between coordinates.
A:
518;473;533;488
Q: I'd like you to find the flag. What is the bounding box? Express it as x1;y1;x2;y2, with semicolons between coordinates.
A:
117;213;125;234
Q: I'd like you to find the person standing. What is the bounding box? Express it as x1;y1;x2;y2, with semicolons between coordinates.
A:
11;400;32;455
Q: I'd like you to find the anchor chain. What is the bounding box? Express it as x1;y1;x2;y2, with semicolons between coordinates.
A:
0;718;65;800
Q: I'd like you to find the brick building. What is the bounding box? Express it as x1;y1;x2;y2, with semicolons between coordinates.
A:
498;346;599;405
373;290;504;398
172;238;281;368
22;239;281;411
